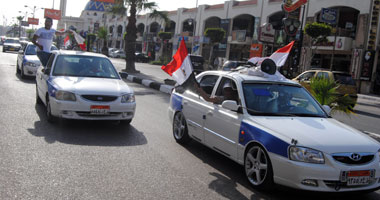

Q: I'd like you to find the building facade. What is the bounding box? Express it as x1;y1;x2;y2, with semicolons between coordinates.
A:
57;0;379;95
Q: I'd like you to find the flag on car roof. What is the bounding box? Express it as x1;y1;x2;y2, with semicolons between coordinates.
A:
248;41;295;67
64;35;71;49
161;37;194;85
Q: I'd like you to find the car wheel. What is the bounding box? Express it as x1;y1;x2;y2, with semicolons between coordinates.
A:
46;97;56;123
173;112;191;144
245;144;274;191
35;85;43;105
16;61;21;74
20;64;26;79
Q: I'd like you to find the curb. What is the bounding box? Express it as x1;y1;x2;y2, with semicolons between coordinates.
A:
123;74;174;94
358;94;380;103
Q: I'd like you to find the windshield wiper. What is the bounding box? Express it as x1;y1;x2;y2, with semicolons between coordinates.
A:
286;113;325;118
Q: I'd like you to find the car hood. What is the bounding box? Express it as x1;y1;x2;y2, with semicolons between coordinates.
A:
51;76;133;96
4;43;21;47
24;55;41;64
248;117;380;154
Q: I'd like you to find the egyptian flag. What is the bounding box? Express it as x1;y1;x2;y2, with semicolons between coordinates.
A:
269;41;295;67
248;41;295;67
73;31;86;51
161;38;194;85
64;35;71;49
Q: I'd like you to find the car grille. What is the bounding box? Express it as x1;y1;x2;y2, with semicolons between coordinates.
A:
332;154;374;165
81;95;118;102
76;112;121;117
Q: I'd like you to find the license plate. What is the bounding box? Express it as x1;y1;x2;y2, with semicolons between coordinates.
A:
10;48;14;50
90;105;110;115
341;170;374;186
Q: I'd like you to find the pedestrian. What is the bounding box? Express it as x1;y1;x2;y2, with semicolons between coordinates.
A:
32;17;72;66
213;57;219;69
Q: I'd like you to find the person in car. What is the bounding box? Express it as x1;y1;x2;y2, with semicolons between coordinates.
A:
195;82;238;104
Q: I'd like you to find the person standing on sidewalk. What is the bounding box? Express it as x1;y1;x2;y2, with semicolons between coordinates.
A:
32;17;72;66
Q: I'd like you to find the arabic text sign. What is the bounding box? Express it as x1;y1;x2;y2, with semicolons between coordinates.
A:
320;8;337;24
28;18;39;25
44;9;61;20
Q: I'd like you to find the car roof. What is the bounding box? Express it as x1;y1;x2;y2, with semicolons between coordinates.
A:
52;50;108;58
199;69;299;86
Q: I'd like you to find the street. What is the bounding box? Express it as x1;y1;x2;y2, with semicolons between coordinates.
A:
1;47;380;199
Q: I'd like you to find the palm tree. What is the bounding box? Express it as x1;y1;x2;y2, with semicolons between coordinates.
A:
309;78;355;114
109;0;159;73
97;27;109;56
17;16;24;38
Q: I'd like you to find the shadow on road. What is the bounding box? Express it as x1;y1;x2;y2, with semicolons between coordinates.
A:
356;102;380;108
15;72;36;84
182;141;380;200
355;110;380;119
28;104;147;147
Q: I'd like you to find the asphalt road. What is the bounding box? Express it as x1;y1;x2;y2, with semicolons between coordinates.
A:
1;48;379;199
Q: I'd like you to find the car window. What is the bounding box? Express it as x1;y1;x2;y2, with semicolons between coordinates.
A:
299;71;316;81
5;39;20;44
333;73;356;85
215;77;240;105
52;55;119;79
199;75;219;95
243;83;326;117
25;45;37;55
316;72;329;79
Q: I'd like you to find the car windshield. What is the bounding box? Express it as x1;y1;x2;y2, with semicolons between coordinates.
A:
25;45;58;55
243;83;327;117
5;39;20;44
333;73;356;85
52;55;119;79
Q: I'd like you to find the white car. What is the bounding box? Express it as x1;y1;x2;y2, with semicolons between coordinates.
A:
16;43;58;78
168;69;380;192
36;50;136;123
2;38;22;52
110;49;125;58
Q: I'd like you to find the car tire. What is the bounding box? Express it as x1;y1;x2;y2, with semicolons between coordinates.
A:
20;64;26;79
173;112;191;144
46;97;56;123
16;61;21;74
36;85;43;105
244;144;274;191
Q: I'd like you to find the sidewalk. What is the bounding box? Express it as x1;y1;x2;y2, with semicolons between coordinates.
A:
358;93;380;103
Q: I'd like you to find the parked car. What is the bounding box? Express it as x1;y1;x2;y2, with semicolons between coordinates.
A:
219;60;248;71
293;69;358;107
16;42;58;79
110;49;125;58
189;55;205;74
168;69;380;192
3;38;22;52
35;50;136;123
135;52;149;63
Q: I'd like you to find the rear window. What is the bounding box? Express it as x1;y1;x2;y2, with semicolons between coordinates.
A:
5;39;20;43
333;73;356;85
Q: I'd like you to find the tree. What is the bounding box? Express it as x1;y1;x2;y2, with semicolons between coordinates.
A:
97;27;109;56
109;0;159;73
204;28;225;68
16;16;24;38
304;22;332;65
309;78;355;114
26;29;34;40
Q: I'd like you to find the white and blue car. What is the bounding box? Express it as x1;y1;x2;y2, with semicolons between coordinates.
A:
36;50;136;123
168;69;380;192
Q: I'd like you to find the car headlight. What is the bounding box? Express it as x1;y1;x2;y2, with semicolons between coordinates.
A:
289;146;325;164
55;91;76;101
25;62;39;67
121;93;135;103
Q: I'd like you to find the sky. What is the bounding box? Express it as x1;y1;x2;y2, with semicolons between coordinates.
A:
1;0;229;29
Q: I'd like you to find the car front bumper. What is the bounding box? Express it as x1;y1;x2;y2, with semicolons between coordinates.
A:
49;96;136;121
270;152;380;192
4;46;21;51
23;65;39;76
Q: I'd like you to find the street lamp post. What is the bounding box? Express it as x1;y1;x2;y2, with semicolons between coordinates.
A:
24;5;44;29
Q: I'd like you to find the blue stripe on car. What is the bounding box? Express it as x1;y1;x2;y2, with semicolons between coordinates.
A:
239;121;289;158
171;93;183;112
47;78;57;97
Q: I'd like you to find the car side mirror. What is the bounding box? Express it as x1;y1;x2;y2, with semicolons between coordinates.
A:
18;50;24;54
322;105;331;115
119;72;128;79
42;68;51;75
222;100;239;112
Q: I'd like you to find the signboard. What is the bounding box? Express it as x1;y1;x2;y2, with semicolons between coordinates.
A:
282;0;308;13
360;50;375;81
44;9;61;20
313;36;352;51
249;44;263;58
367;0;380;51
94;22;99;32
320;8;338;24
28;18;39;25
259;23;275;43
220;19;231;49
21;21;29;27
